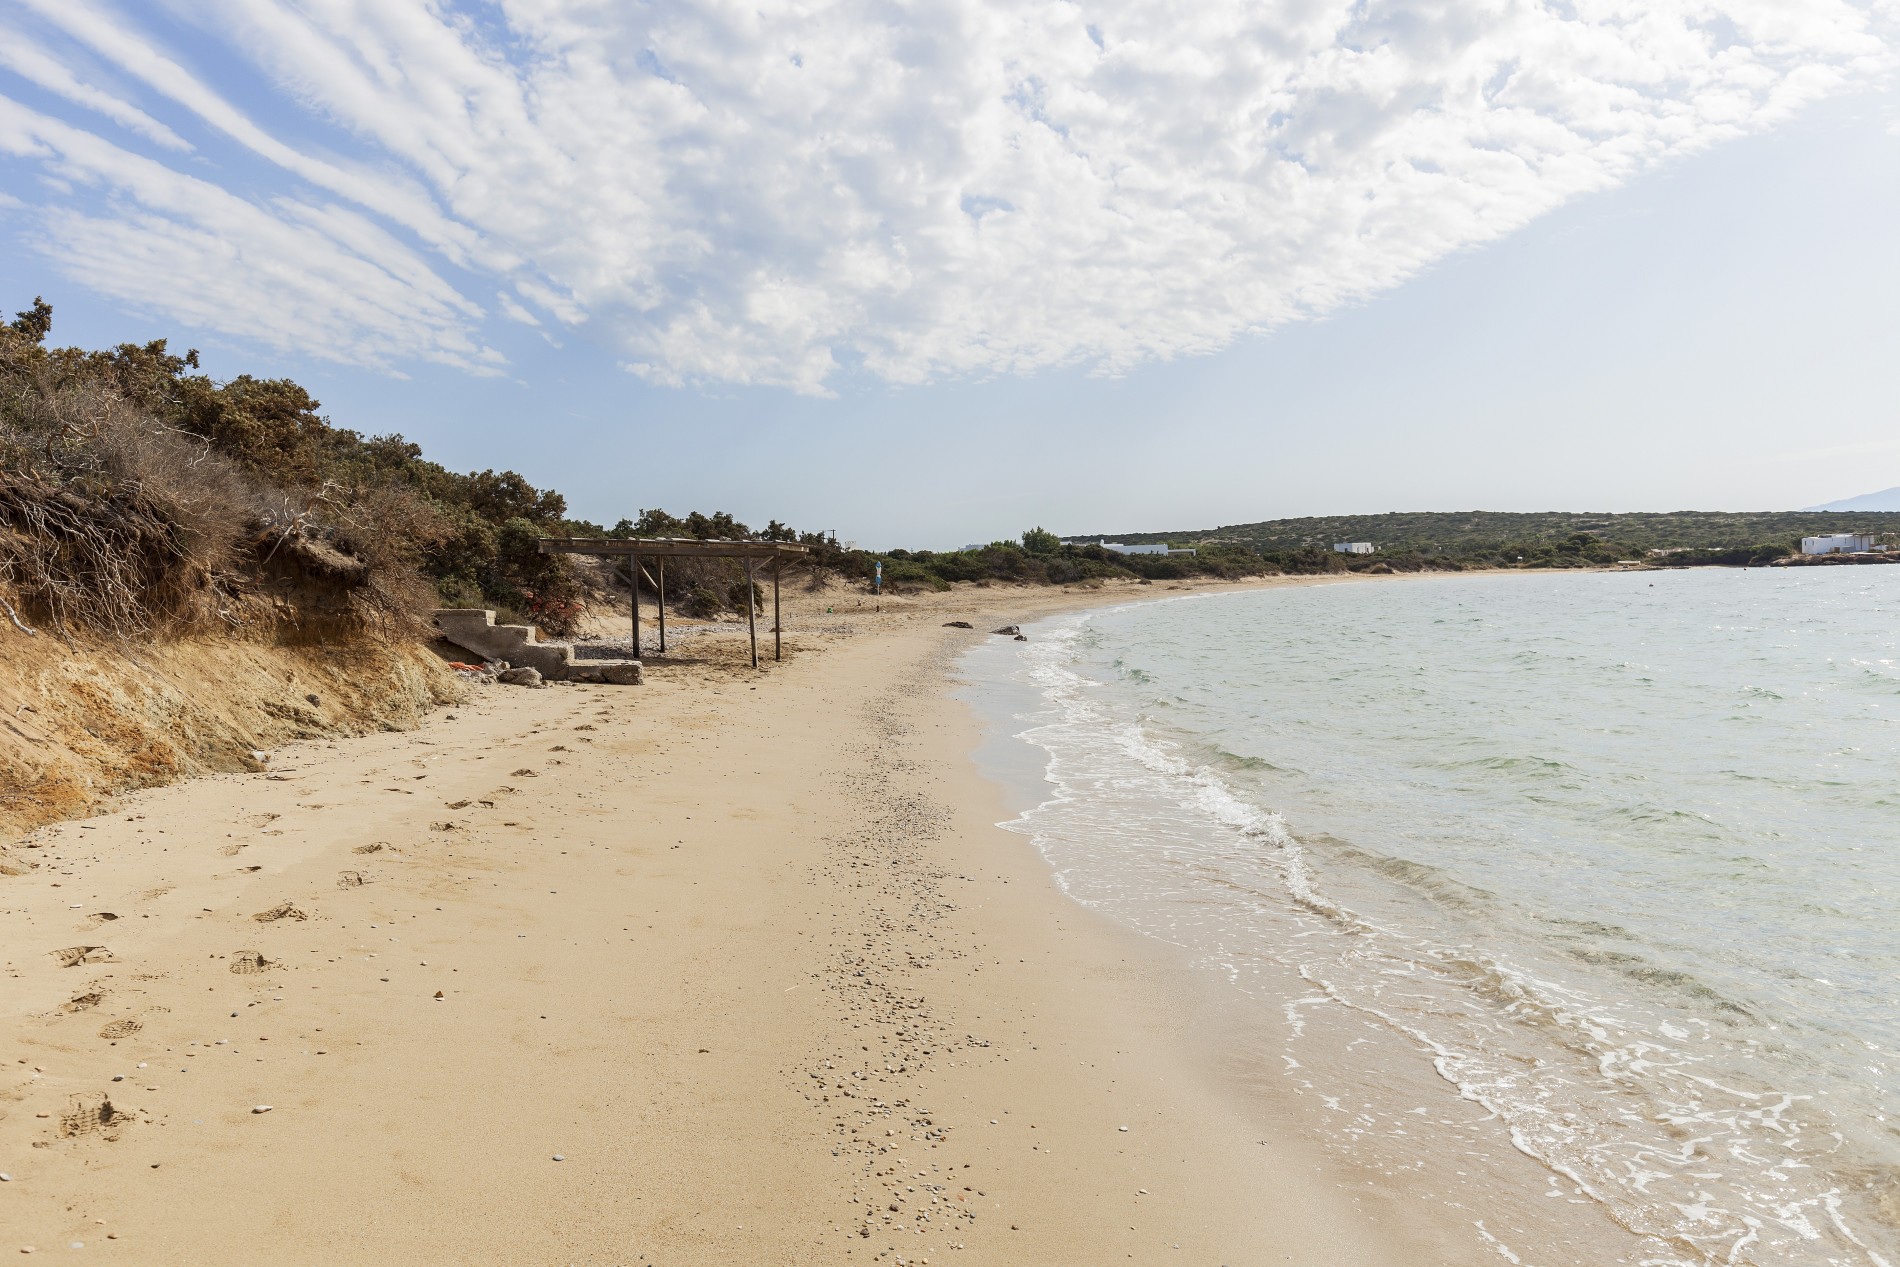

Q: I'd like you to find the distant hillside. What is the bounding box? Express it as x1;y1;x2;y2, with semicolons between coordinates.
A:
1804;487;1900;513
1069;510;1900;560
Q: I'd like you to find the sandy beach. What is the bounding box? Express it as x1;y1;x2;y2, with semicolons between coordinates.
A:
5;577;1585;1264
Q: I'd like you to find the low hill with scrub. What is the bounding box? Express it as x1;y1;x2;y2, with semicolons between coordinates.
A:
1068;510;1900;571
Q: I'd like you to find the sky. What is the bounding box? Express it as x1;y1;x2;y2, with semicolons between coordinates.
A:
0;1;1896;549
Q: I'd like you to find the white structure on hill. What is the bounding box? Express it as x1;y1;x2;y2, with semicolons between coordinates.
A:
1801;532;1874;555
1333;542;1376;555
1099;540;1197;557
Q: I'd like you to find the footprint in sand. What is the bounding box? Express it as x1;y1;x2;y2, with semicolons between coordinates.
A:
87;912;120;923
228;949;274;975
511;769;538;778
352;843;386;855
61;991;104;1013
97;1016;141;1040
335;871;366;888
141;884;174;900
252;902;308;923
50;946;115;968
59;1092;126;1139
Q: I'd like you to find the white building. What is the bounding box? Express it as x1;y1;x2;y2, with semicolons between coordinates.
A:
1801;533;1874;555
1100;541;1197;557
1333;542;1375;555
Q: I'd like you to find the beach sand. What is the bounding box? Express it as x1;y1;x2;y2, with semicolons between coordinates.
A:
2;578;1583;1263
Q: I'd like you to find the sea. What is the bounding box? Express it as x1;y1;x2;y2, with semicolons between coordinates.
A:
961;568;1900;1267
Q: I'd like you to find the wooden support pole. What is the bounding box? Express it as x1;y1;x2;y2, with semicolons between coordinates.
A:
657;557;666;653
773;557;782;661
631;552;641;655
745;555;758;669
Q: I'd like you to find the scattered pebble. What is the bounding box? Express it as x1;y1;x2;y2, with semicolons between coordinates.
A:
552;1154;565;1162
251;1105;273;1114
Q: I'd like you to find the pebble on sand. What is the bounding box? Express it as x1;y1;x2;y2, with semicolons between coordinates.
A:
552;1154;566;1161
252;1105;273;1114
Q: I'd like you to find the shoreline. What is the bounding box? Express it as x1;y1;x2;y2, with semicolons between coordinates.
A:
2;573;1611;1263
953;581;1665;1267
961;569;1900;1267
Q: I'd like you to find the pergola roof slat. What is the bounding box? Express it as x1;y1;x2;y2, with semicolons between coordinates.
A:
537;537;811;559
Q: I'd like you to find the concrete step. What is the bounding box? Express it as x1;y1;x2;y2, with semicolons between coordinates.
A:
433;609;641;684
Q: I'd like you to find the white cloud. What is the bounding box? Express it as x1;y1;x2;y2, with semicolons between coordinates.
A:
0;27;191;151
4;0;1893;390
14;0;491;267
0;95;499;372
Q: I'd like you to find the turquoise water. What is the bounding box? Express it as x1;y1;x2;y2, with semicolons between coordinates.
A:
964;569;1900;1266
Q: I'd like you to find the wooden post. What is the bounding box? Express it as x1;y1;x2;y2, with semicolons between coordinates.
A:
773;555;782;661
745;555;758;669
657;557;666;654
631;552;641;656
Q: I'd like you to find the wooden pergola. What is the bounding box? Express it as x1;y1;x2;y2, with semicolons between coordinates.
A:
538;537;811;668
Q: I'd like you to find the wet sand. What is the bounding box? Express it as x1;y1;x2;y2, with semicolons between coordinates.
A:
3;578;1540;1263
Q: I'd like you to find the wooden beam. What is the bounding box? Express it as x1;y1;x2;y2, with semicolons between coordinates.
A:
773;556;782;662
539;537;810;559
745;555;758;669
657;556;666;654
631;551;640;656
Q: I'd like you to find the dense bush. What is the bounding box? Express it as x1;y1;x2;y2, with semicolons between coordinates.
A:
1;304;438;637
2;299;584;634
821;530;1284;592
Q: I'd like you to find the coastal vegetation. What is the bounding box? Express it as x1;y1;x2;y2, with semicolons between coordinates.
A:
7;297;1893;641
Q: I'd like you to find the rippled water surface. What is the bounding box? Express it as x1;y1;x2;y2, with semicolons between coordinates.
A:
965;569;1900;1266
